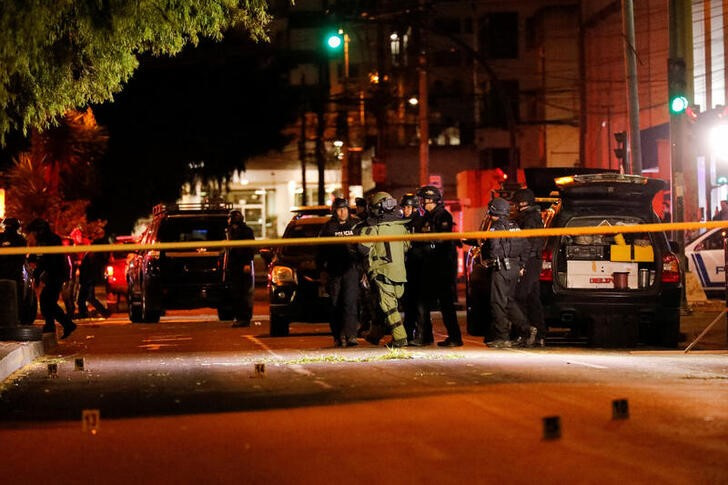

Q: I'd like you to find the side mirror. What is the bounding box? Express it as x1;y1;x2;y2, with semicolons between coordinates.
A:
259;247;274;264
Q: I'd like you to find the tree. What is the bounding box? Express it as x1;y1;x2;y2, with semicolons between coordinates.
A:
6;108;108;238
0;0;270;143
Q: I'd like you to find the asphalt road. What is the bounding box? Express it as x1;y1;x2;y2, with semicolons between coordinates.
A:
0;305;727;484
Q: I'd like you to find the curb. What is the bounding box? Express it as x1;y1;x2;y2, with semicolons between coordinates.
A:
0;332;57;383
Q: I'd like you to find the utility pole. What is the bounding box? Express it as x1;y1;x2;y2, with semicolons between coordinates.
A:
418;0;429;187
669;0;692;314
622;0;642;175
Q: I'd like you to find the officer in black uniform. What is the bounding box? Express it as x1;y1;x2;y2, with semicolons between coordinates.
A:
226;210;256;327
513;188;546;347
0;217;28;317
400;193;423;342
482;198;534;348
26;218;77;339
414;185;462;347
318;198;360;347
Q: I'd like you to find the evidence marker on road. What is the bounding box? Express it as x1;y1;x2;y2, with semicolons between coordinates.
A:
254;363;266;377
542;416;561;440
612;398;629;420
47;363;58;378
82;409;100;434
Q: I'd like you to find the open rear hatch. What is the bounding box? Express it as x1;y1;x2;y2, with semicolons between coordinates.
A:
553;174;667;291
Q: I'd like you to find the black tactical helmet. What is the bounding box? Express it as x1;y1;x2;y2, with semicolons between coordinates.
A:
487;197;511;217
228;210;245;224
417;185;442;202
2;217;21;231
513;188;536;207
369;191;399;215
331;197;349;212
400;193;419;208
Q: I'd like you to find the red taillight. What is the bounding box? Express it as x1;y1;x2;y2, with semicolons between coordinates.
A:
540;248;553;282
661;253;680;283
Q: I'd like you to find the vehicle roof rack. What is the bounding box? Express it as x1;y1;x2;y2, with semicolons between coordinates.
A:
153;200;234;215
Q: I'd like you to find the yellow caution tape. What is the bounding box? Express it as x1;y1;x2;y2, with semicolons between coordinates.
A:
2;220;727;255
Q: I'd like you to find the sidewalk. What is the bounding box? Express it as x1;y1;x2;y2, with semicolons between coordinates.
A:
0;332;57;383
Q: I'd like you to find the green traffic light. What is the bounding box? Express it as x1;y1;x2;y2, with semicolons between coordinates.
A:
326;33;343;50
670;95;689;114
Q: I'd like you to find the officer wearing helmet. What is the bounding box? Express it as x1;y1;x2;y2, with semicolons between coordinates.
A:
413;185;462;347
483;198;533;348
0;217;28;317
226;210;256;327
513;188;546;347
25;218;77;339
400;193;423;342
318;197;361;346
357;192;410;347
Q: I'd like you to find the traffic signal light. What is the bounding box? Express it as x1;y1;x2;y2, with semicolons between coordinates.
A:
668;58;688;114
325;31;343;51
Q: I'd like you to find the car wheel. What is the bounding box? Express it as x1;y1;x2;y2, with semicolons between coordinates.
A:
465;267;491;337
270;315;290;337
465;281;486;337
129;297;143;323
656;310;680;348
0;325;42;341
217;305;234;321
19;292;38;325
141;289;161;323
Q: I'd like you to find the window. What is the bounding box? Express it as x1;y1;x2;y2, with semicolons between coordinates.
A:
479;12;518;59
482;80;520;128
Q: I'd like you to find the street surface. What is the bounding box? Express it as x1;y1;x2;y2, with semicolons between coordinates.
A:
0;295;727;484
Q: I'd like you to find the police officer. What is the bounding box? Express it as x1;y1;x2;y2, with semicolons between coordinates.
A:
414;185;462;347
318;198;360;347
483;198;534;348
513;188;546;347
400;193;423;343
357;192;410;348
226;210;256;327
0;217;28;318
26;219;77;339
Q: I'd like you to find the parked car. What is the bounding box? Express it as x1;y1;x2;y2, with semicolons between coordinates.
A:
126;201;246;323
540;173;682;347
684;227;726;296
105;235;136;312
264;210;332;336
465;173;682;348
17;261;38;325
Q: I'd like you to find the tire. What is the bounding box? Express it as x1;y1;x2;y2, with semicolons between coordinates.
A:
0;325;42;341
217;306;234;321
657;309;680;348
141;289;161;323
270;315;290;337
129;299;143;323
465;266;491;337
19;293;38;325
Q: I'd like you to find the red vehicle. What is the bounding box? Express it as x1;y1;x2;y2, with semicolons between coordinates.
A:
105;235;136;311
